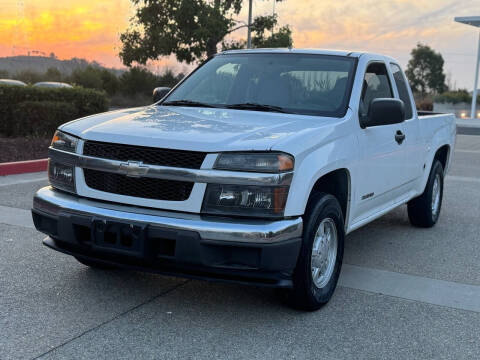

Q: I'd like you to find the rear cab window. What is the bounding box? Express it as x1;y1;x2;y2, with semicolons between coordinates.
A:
390;63;413;120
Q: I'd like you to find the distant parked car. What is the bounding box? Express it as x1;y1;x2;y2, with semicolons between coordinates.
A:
33;82;73;89
0;79;27;87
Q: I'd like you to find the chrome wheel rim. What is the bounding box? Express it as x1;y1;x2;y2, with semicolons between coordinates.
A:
311;218;338;289
431;174;441;217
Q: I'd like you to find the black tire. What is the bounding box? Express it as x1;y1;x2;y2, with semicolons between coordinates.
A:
285;192;345;311
407;160;444;228
75;256;116;270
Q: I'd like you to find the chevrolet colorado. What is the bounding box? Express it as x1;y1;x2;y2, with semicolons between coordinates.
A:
32;49;456;310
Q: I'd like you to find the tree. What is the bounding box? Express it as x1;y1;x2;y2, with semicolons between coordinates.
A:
406;43;447;95
222;14;292;51
70;66;104;90
69;66;120;95
15;70;43;84
119;66;159;97
120;0;292;66
44;67;62;82
158;69;184;87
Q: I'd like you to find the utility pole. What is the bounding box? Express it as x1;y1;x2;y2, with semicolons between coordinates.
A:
247;0;253;49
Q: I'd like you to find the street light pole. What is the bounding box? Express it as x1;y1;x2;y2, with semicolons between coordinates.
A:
247;0;253;49
472;30;480;119
454;16;480;119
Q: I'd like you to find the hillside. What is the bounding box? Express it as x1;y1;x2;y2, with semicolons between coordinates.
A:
0;56;124;76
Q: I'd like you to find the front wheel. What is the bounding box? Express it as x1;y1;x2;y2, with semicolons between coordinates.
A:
285;192;345;311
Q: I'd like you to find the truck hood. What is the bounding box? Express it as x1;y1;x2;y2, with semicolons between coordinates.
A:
61;105;338;153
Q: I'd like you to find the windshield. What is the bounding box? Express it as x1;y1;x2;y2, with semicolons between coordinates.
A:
161;53;357;117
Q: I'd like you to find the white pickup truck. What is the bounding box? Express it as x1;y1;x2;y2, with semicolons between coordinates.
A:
33;49;456;310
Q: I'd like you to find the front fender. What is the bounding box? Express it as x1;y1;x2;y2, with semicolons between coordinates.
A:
283;133;356;217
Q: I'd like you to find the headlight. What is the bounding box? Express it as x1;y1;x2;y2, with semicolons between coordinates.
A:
202;184;289;218
51;130;78;153
48;160;76;193
214;152;294;173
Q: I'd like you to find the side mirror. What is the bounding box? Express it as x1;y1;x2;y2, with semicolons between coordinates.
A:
360;98;405;128
153;87;171;103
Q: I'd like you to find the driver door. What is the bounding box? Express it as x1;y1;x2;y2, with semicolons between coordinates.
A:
352;62;408;223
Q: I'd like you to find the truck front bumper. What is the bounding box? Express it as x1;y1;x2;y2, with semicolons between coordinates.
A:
32;187;303;288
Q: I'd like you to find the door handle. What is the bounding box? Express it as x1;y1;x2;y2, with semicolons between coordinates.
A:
395;130;405;145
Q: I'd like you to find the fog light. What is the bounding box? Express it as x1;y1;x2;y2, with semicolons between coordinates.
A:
48;161;76;193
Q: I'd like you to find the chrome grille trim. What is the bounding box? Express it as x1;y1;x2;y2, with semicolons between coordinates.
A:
49;147;294;186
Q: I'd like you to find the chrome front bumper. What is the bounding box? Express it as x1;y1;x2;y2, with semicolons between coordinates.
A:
33;187;303;244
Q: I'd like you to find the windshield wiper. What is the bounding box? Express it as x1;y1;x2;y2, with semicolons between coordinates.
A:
226;103;289;113
161;100;218;108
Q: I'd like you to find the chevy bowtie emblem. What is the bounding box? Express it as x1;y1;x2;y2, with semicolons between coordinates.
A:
119;161;149;178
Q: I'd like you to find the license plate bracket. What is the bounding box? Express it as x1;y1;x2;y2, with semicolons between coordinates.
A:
91;219;147;257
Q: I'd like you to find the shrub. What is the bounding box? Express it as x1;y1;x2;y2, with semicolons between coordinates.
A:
416;98;433;111
11;101;78;137
434;89;476;104
0;85;108;136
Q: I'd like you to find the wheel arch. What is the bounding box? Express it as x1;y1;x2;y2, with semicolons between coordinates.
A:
306;168;351;229
434;144;450;173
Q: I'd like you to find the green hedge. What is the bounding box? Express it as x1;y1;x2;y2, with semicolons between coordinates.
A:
434;90;479;104
11;101;79;137
0;85;108;136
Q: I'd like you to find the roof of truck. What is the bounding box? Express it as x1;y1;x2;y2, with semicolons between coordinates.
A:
220;48;396;61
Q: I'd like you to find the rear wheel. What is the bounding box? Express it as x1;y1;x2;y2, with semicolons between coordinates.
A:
75;256;116;270
407;160;444;228
285;192;345;311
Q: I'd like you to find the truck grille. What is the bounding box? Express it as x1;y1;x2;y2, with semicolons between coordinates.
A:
83;169;194;201
83;141;206;169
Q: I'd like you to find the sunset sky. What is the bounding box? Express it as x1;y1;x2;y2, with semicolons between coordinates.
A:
0;0;478;89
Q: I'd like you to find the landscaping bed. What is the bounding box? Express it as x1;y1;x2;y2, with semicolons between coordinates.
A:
0;137;50;163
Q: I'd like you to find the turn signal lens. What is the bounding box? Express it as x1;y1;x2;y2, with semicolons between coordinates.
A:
51;130;78;153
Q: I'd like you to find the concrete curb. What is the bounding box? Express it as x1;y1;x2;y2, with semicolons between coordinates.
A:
0;159;48;176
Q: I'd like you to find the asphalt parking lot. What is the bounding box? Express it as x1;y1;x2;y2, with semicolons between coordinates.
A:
1;131;480;360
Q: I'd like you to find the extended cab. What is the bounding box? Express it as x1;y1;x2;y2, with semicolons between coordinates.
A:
32;49;456;310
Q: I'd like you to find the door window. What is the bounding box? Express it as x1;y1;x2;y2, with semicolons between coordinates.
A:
359;62;393;121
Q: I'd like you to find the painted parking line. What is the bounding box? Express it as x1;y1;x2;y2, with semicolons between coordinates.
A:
446;175;480;184
0;172;47;187
0;205;34;229
454;149;480;154
339;264;480;313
